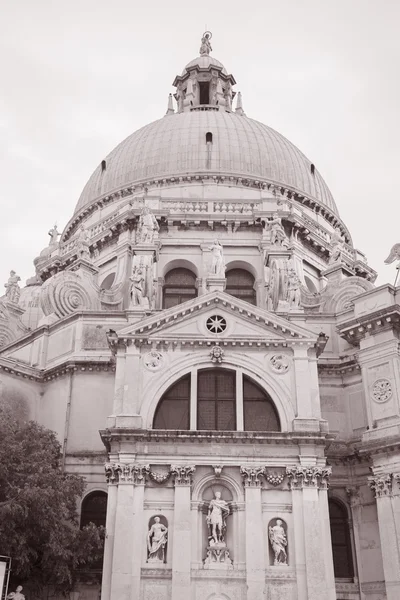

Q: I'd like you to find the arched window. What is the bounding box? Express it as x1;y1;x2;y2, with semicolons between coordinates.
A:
153;374;190;429
80;491;108;528
225;269;256;305
329;499;354;579
162;268;197;309
197;369;236;431
243;376;280;431
100;273;116;290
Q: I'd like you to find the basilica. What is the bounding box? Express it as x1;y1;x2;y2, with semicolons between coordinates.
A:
1;33;400;600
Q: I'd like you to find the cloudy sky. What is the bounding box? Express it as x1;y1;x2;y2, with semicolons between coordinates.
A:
1;0;399;289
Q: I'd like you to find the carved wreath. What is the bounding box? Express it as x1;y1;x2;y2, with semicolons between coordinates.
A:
269;353;290;374
371;378;393;403
144;350;164;371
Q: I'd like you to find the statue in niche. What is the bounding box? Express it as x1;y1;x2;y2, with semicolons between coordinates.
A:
48;224;60;246
209;240;226;277
224;82;233;111
129;266;145;307
269;519;288;565
199;31;212;56
206;491;230;545
147;516;168;563
7;586;25;600
286;268;301;309
176;82;185;112
137;206;159;244
76;226;91;260
265;216;289;248
4;270;21;304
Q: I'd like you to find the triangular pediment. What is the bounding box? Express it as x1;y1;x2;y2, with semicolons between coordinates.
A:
116;292;318;346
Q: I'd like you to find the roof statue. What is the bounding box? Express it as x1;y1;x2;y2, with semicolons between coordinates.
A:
384;242;400;286
199;31;212;56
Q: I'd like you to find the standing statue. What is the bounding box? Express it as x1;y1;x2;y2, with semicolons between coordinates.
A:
199;31;212;56
206;491;230;545
224;81;233;111
329;229;344;265
147;517;168;563
48;224;60;246
209;240;226;277
4;270;21;304
385;242;400;286
265;216;289;248
137;206;159;244
176;82;185;112
269;519;288;565
129;267;145;307
76;226;91;260
287;269;301;309
7;586;25;600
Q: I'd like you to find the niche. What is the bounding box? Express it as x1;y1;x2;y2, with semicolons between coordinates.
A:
202;483;234;562
268;518;288;566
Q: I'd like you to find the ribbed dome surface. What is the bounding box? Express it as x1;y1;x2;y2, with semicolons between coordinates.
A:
75;111;337;215
182;55;228;75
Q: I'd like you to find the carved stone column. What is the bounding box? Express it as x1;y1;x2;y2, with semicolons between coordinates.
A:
101;464;119;600
171;465;196;600
369;473;400;600
108;463;149;600
286;466;335;600
240;466;265;600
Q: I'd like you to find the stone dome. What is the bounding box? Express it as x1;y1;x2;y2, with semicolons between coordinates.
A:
182;55;228;76
75;110;338;215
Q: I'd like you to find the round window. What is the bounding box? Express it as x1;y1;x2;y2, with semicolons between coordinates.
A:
206;315;227;334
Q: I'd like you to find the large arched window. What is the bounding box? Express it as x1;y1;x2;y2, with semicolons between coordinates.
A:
163;268;197;309
243;375;280;431
80;491;108;528
225;269;256;305
152;369;281;432
329;499;354;579
153;374;190;429
197;369;236;430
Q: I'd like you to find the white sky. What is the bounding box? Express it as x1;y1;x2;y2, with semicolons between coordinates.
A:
1;0;399;289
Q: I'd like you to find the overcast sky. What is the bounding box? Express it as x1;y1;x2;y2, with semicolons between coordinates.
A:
1;0;399;290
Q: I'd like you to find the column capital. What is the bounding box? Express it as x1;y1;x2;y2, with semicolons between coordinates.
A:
240;465;265;487
104;462;150;485
369;474;393;498
346;486;362;507
286;465;331;489
171;464;196;486
105;462;122;485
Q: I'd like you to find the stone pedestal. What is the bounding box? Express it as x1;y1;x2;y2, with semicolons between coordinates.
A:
203;542;233;568
206;276;226;292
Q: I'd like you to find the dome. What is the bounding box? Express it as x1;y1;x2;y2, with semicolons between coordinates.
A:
75;110;338;215
182;55;228;76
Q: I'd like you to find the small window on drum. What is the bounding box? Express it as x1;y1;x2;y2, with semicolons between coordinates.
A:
153;374;190;430
163;268;197;309
226;269;256;305
243;376;280;431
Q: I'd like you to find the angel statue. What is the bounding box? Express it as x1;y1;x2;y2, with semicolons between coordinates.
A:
206;491;230;545
268;519;288;565
385;243;400;286
199;31;212;56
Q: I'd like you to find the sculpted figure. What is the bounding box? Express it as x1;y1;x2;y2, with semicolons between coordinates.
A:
7;586;25;600
48;224;60;246
129;267;145;307
199;31;212;56
269;519;288;565
224;81;232;111
206;491;230;545
76;226;91;260
4;270;21;304
176;82;185;112
329;230;344;264
287;269;301;309
137;206;159;244
147;516;168;563
265;217;289;248
209;240;225;277
385;242;400;266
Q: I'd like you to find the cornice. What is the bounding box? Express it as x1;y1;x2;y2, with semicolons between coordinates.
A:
318;356;360;376
337;303;400;345
0;357;115;383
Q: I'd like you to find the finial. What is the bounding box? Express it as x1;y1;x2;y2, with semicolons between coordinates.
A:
235;91;245;116
384;242;400;286
165;93;174;116
199;31;212;56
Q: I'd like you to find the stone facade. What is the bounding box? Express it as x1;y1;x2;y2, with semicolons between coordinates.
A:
0;34;398;600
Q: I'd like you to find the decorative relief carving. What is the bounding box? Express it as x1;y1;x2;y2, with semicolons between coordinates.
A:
149;469;171;484
133;464;151;485
210;345;224;363
213;465;223;477
144;350;164;371
170;465;195;486
265;469;286;487
240;466;265;487
105;462;121;484
269;354;290;374
371;378;393;403
286;466;331;489
268;518;288;566
369;474;393;498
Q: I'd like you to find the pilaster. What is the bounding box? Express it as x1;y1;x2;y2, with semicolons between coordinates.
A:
240;466;265;600
171;465;195;600
101;466;119;600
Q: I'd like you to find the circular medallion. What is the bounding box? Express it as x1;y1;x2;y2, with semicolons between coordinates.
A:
206;315;227;334
269;354;290;374
144;350;164;371
371;378;393;403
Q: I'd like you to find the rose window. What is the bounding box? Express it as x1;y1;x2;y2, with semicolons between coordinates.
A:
206;315;227;334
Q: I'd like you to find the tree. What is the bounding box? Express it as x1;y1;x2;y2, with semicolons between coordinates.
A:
0;404;104;596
